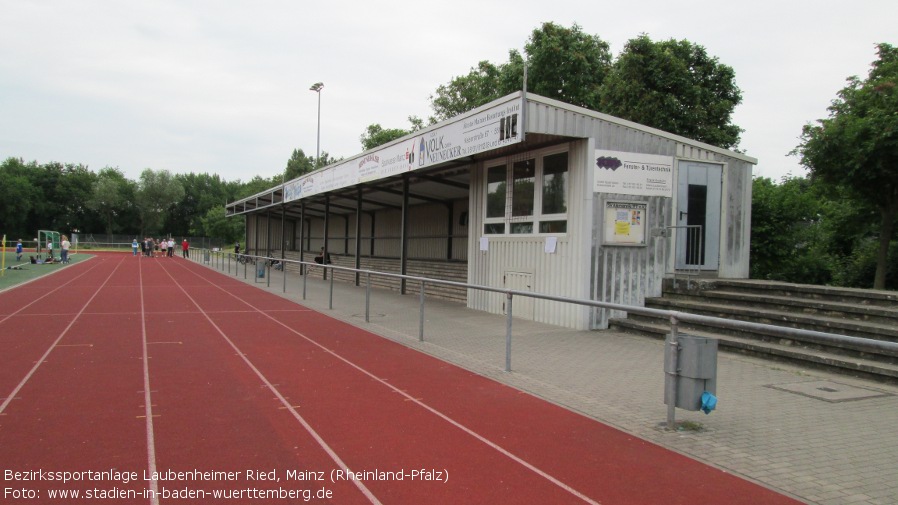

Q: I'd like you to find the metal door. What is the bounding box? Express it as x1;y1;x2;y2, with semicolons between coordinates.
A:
676;162;722;270
504;271;535;320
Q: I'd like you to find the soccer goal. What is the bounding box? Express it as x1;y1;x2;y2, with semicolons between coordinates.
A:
37;230;61;259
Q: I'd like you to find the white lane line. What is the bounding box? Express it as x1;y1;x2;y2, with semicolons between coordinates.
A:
157;262;383;505
138;259;160;505
0;258;102;326
0;258;123;416
172;256;601;505
0;255;98;296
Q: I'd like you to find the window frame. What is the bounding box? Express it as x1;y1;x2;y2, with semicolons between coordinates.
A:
482;146;570;237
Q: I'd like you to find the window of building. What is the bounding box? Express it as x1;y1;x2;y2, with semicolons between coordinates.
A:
483;149;568;236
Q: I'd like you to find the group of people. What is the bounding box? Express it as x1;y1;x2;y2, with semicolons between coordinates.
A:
15;235;71;265
133;237;189;258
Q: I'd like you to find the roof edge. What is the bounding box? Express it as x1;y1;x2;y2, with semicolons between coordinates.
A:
524;92;758;165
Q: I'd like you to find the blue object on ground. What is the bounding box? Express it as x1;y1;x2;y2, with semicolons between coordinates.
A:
701;391;718;414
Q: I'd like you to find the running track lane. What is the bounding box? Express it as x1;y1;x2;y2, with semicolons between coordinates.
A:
0;256;150;498
0;253;803;504
162;258;805;505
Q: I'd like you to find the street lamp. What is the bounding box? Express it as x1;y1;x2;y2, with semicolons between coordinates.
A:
310;82;323;168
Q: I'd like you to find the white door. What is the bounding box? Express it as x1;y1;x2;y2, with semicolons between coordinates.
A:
676;162;722;271
504;271;535;320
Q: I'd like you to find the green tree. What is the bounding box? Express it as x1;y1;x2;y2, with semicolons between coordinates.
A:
429;23;611;121
522;22;611;109
431;60;509;121
87;167;134;236
359;117;425;151
0;158;38;238
750;176;832;284
284;149;342;181
166;172;231;237
794;43;898;289
199;206;244;244
600;35;743;149
134;168;185;236
285;149;315;181
53;163;100;234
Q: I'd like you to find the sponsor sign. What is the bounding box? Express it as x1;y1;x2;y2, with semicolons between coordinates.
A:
284;96;523;202
594;150;673;197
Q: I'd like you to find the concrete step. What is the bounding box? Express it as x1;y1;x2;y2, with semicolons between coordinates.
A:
670;278;898;308
694;290;898;325
608;318;898;383
644;297;898;344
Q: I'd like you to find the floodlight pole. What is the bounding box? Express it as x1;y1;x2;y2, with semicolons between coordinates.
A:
310;82;324;168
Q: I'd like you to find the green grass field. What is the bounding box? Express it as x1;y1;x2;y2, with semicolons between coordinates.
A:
0;251;94;291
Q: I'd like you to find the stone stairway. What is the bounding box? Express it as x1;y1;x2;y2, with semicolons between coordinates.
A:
608;278;898;382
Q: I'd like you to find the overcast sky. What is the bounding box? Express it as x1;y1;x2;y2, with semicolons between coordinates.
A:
1;1;895;184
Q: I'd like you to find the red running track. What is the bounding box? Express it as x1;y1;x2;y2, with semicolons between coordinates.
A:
0;253;804;504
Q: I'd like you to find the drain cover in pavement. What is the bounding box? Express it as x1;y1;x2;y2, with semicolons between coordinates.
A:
766;380;892;403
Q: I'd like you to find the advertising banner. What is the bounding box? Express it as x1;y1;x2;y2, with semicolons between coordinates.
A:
285;96;523;202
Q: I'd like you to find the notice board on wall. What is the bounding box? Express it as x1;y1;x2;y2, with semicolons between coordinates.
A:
604;201;647;246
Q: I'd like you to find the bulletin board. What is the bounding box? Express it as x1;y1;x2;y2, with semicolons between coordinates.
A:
604;201;647;246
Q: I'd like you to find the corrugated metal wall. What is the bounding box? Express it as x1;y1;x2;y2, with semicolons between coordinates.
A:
592;194;671;328
282;199;468;261
525;97;751;329
245;214;289;256
468;139;593;330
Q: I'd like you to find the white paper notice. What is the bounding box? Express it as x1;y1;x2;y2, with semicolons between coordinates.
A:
479;237;489;251
544;236;557;254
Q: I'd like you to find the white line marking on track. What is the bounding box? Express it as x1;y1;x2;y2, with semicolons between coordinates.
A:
171;254;602;505
138;258;161;505
0;258;122;417
157;261;384;505
0;259;103;327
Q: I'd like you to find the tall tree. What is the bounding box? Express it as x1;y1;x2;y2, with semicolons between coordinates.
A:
431;60;509;121
0;158;38;238
285;149;315;182
359;116;425;151
794;43;898;289
284;149;341;181
199;206;244;244
134;168;185;236
750;176;832;284
600;35;743;149
166;172;231;236
522;22;611;109
429;23;611;121
87;167;134;236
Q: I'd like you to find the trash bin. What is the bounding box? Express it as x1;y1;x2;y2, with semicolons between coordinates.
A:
664;334;717;411
256;262;265;279
203;250;210;263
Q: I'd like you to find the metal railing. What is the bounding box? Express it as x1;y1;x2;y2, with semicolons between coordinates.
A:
192;248;898;427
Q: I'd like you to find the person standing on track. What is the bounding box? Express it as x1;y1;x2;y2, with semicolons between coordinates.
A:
181;238;189;258
16;239;23;261
132;238;139;256
168;237;175;257
46;238;54;261
60;235;71;264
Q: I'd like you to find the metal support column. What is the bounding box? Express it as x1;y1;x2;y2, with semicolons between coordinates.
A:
446;202;454;260
399;175;409;295
354;188;362;286
323;195;330;280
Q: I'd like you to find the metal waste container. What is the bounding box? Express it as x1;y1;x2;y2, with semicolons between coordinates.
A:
664;334;717;411
256;262;265;279
203;250;210;263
